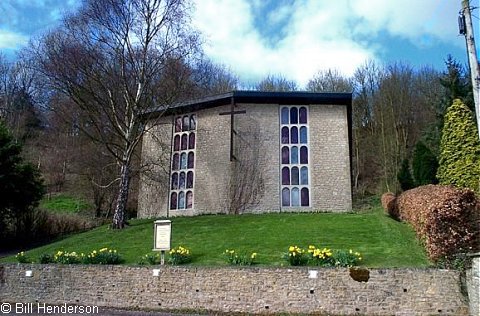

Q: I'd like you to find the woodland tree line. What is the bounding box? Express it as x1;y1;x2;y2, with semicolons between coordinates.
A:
0;0;476;237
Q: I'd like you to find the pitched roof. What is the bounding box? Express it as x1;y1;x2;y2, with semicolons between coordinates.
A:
144;90;352;118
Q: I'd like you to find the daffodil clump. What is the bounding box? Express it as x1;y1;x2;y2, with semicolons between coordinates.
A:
285;245;363;267
168;246;192;265
308;245;334;267
83;247;122;265
15;251;31;263
333;249;362;267
284;246;309;266
54;250;81;264
139;253;161;265
224;249;257;266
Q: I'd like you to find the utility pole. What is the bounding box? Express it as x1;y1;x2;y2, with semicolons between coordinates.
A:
460;0;480;139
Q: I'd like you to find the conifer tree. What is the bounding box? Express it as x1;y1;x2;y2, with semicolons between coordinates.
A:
412;141;438;186
397;158;414;191
437;99;480;192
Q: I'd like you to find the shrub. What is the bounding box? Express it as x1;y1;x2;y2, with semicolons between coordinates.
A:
397;158;415;191
38;253;55;264
15;251;31;263
381;192;398;219
333;249;362;267
284;246;309;266
138;253;161;265
168;246;192;265
224;249;257;266
437;99;480;192
395;184;479;260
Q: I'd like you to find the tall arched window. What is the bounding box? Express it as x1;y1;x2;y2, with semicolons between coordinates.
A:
280;106;310;207
170;113;197;210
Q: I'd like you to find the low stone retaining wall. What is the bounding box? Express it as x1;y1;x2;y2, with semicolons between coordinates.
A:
0;264;470;315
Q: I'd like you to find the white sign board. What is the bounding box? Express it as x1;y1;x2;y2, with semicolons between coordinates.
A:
153;220;171;251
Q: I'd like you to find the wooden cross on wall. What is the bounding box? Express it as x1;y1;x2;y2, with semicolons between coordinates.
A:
219;97;246;161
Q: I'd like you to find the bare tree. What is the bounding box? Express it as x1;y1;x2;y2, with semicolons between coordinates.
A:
30;0;199;228
228;126;265;214
255;74;298;91
307;69;353;93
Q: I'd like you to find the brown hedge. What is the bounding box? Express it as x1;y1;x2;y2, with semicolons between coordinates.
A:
381;192;398;219
385;185;479;260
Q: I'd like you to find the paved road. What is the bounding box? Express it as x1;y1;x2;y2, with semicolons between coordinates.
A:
1;304;206;316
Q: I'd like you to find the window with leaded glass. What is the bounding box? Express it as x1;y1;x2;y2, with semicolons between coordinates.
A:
280;106;310;207
169;114;196;210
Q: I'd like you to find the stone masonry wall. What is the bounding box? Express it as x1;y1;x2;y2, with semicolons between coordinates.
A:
310;104;352;211
467;255;480;316
0;264;469;316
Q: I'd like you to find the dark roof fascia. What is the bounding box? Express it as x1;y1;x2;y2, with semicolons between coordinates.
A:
144;91;352;119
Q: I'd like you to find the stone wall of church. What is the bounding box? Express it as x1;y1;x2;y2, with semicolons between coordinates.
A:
137;118;172;218
309;104;352;211
137;101;352;218
0;264;470;315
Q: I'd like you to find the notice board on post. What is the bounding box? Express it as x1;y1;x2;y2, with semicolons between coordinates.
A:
153;220;171;251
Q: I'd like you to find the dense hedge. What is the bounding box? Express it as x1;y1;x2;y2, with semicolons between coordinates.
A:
383;185;479;260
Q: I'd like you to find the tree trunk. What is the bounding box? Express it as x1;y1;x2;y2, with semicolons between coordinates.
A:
112;163;130;229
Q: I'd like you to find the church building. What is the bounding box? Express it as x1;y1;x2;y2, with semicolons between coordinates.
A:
138;91;352;218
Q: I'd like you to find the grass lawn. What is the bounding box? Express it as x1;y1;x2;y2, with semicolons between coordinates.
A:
1;199;430;267
39;194;92;214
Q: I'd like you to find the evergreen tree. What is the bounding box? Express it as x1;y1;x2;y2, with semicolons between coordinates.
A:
397;158;414;192
437;99;480;192
412;141;438;186
0;121;44;242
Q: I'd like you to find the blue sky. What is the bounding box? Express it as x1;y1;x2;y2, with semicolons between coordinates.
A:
1;0;479;88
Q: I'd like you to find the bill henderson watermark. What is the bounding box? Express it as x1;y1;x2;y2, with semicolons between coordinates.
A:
1;302;99;314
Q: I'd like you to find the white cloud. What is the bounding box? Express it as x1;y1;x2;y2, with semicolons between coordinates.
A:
0;30;28;49
192;0;375;87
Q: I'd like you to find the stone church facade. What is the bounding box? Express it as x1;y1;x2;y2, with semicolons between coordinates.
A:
138;91;352;218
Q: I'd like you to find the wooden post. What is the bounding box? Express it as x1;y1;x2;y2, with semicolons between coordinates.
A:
461;0;480;139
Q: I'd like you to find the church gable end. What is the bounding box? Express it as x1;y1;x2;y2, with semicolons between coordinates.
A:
137;91;352;218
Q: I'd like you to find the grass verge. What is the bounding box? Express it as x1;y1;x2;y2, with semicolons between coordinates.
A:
1;201;429;267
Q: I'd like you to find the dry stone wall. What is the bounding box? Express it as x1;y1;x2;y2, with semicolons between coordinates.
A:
0;264;470;315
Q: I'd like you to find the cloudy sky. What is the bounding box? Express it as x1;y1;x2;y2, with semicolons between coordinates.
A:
0;0;478;87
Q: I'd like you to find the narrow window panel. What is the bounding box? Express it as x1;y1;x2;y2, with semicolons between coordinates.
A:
188;133;195;149
170;192;177;210
290;126;298;144
190;114;196;130
291;187;300;206
301;188;309;206
282;146;289;164
180;152;187;169
300;146;308;164
299;107;307;124
175;117;182;132
300;126;307;144
291;146;298;164
179;171;186;189
171;172;178;190
281;127;289;144
300;167;308;185
282;167;290;185
186;191;193;208
187;152;194;168
178;191;185;209
186;171;194;188
181;134;188;150
290;107;298;124
182;116;189;131
174;135;180;151
291;167;299;185
172;153;179;170
281;107;289;124
282;188;290;206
